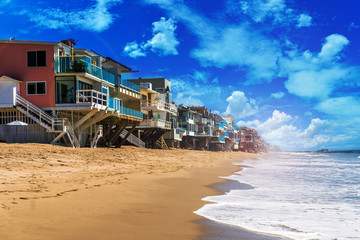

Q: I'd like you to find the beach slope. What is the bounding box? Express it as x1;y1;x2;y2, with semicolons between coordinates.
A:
0;143;255;240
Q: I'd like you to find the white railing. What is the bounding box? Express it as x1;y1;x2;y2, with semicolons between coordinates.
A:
76;89;107;107
141;100;177;114
15;95;54;127
120;129;145;148
15;95;80;147
141;100;165;110
140;119;172;130
165;102;177;114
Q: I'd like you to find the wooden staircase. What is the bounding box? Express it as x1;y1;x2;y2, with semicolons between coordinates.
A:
15;95;80;148
120;129;145;148
155;136;169;150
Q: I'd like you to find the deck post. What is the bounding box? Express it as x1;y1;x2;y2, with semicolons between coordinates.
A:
73;109;98;130
80;112;111;131
107;120;128;145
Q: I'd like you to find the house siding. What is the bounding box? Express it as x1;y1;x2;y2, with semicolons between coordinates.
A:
0;43;56;108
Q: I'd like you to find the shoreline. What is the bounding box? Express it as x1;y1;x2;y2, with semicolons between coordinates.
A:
0;143;276;239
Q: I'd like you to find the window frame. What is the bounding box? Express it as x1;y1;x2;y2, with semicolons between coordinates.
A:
27;50;47;67
26;81;47;95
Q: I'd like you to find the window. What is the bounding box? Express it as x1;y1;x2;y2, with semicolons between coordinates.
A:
27;82;46;95
27;51;46;67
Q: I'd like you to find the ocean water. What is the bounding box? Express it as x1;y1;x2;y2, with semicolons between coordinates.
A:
195;152;360;240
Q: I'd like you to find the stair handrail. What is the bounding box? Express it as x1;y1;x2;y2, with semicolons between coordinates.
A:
15;95;54;125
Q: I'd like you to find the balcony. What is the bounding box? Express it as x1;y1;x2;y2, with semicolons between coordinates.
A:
140;119;172;129
108;97;142;119
165;102;177;114
119;78;140;92
76;89;107;109
142;100;165;110
54;56;115;85
215;123;224;130
141;100;177;114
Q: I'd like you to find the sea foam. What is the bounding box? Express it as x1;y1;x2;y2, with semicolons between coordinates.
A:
195;152;360;240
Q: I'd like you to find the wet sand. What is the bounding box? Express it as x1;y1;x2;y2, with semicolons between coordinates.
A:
0;143;279;239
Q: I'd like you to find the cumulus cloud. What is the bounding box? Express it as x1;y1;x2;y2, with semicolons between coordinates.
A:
297;14;312;28
19;0;122;32
238;110;332;150
123;42;146;58
281;34;358;99
143;17;179;55
224;91;258;119
124;17;179;58
318;34;349;61
271;91;285;99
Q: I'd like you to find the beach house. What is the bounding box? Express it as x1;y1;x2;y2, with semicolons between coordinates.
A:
223;115;240;151
0;39;143;148
187;106;214;150
127;78;177;149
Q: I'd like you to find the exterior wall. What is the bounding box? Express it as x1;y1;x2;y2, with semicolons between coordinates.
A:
0;43;56;108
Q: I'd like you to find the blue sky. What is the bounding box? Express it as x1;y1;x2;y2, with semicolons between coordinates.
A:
1;0;360;151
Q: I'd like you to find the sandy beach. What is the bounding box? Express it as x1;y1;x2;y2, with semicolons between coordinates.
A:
0;143;260;240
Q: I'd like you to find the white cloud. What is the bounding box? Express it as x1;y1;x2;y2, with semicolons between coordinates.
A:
224;91;258;119
284;67;351;99
20;0;122;32
192;25;281;84
143;17;179;55
297;14;312;28
316;96;360;118
190;70;210;84
281;34;358;99
238;110;332;150
318;34;349;61
123;42;146;58
238;0;287;23
170;76;223;108
144;0;282;84
175;94;203;106
271;91;285;99
124;17;179;58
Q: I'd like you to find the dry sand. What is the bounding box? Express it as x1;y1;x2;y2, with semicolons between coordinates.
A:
0;143;257;240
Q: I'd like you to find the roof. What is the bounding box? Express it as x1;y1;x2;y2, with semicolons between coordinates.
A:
0;39;59;45
0;75;22;82
104;57;132;72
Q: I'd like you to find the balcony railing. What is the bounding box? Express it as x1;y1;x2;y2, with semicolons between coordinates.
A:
141;100;177;114
119;78;140;92
54;56;115;85
140;119;172;129
215;123;224;129
108;96;142;119
76;89;107;107
165;102;177;114
141;100;165;109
